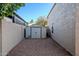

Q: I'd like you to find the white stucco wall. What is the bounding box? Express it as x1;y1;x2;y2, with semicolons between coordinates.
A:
75;4;79;56
2;18;25;56
0;20;2;56
3;17;12;23
48;4;76;55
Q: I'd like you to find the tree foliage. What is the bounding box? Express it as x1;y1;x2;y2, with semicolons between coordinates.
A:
0;3;25;19
35;16;48;27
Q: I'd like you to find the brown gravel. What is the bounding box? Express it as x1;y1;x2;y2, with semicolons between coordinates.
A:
7;38;71;56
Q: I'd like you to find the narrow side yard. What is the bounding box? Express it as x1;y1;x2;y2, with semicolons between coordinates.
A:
7;38;71;56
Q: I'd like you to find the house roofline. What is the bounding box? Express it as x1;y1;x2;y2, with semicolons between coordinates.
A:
47;3;56;19
13;12;27;23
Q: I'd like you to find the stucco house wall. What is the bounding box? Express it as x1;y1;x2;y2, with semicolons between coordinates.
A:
7;12;26;26
2;18;25;56
75;4;79;56
13;14;26;25
47;3;76;55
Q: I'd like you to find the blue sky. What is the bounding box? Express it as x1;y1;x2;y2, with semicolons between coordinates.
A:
16;3;53;22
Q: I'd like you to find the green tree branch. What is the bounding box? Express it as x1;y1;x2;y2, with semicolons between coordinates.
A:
0;3;25;20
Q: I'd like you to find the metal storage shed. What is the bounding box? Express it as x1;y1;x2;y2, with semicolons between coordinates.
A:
25;25;46;39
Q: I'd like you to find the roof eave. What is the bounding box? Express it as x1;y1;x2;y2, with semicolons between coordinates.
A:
47;3;56;19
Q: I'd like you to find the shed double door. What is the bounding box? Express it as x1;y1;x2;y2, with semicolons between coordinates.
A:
31;27;41;38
